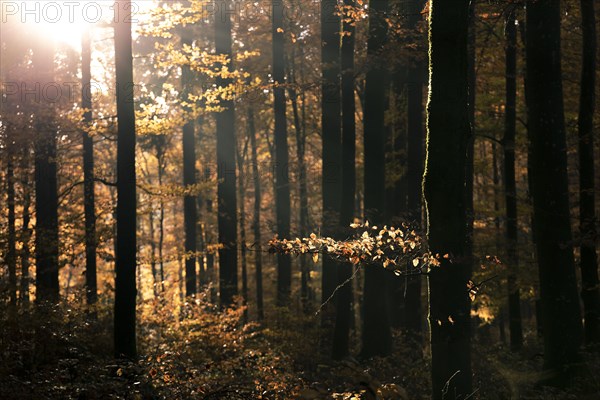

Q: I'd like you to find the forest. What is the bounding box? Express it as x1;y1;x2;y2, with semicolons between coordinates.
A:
1;0;599;399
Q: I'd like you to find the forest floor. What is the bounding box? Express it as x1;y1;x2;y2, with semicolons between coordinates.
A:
1;293;599;399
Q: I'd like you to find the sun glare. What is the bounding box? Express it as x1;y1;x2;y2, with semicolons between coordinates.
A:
2;1;154;49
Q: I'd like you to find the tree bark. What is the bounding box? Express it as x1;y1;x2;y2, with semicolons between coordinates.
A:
33;38;60;305
114;0;138;358
82;27;98;308
525;0;583;380
249;106;264;320
404;0;426;340
7;144;17;313
578;0;600;345
182;31;197;297
503;6;523;351
273;0;292;306
333;0;356;360
236;132;249;322
215;0;238;307
423;1;472;398
321;0;342;315
362;0;392;358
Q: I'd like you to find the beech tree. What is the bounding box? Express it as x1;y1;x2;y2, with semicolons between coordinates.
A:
33;38;60;304
526;0;583;380
114;0;138;358
362;0;392;358
320;0;342;315
182;30;197;297
423;1;472;398
81;26;97;307
503;5;523;351
577;0;600;344
215;0;238;306
332;0;356;360
273;0;292;306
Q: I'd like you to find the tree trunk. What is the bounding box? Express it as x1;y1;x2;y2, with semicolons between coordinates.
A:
578;0;600;345
33;38;60;305
114;0;138;358
82;27;98;308
333;0;356;360
504;6;523;351
182;32;197;297
249;106;264;320
423;1;472;398
321;0;342;315
7;146;17;313
404;0;426;340
215;0;238;307
525;0;583;380
288;43;311;312
20;177;32;307
236;132;249;322
273;0;292;306
362;0;392;358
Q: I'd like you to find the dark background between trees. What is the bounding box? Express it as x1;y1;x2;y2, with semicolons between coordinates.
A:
1;0;600;398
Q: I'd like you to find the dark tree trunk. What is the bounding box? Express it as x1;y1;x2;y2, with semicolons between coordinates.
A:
578;0;600;344
362;0;392;358
504;6;523;351
289;72;310;310
204;166;217;303
321;0;342;313
273;0;292;306
525;0;583;379
423;1;472;398
236;134;249;322
33;39;59;305
182;32;197;297
7;147;17;312
215;0;238;307
157;154;166;293
114;0;138;358
82;27;98;307
249;106;264;320
288;40;311;311
333;0;356;360
404;0;426;340
20;178;32;307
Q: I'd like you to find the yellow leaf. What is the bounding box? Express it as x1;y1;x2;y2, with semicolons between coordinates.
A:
312;253;319;263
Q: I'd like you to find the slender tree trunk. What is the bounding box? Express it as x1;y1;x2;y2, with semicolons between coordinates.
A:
157;156;165;293
149;203;159;298
182;31;197;297
114;0;138;358
33;39;60;304
20;180;32;307
249;106;264;320
236;134;249;322
321;0;342;314
272;0;292;306
7;148;17;313
288;45;310;311
578;0;600;344
525;0;583;380
404;0;426;340
204;166;217;303
424;1;472;398
504;6;523;351
82;27;98;308
362;0;391;358
333;0;356;360
215;0;238;307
